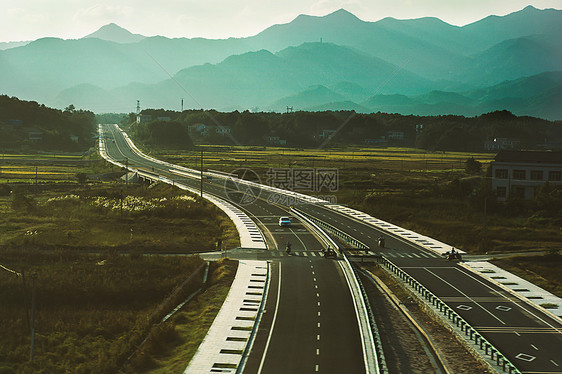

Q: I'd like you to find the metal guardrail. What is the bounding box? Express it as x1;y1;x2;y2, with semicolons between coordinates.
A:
378;257;521;374
295;208;521;374
294;208;370;250
294;208;386;373
290;208;339;251
346;256;388;374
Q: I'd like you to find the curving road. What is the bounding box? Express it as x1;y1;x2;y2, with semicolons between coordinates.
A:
101;124;562;374
100;124;366;374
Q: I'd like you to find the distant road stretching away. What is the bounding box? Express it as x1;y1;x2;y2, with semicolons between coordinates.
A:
101;124;562;374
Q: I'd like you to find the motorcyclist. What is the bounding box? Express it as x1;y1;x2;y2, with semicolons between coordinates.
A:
286;241;292;254
378;236;385;247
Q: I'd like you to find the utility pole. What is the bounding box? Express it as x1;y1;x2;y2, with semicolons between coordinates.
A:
200;150;203;198
30;273;37;363
125;158;128;189
181;98;184;112
483;196;488;231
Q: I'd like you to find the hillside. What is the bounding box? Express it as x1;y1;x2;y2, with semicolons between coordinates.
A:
0;6;560;119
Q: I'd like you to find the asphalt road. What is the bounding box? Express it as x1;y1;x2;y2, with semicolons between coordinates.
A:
101;124;562;373
101;124;366;374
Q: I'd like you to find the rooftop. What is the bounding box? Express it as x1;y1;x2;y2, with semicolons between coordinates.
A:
494;150;562;164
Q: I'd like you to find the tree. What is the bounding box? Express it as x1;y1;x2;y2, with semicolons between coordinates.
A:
465;157;482;174
76;172;88;184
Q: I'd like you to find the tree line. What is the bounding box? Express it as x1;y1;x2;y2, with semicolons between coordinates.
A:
0;96;96;152
127;108;561;151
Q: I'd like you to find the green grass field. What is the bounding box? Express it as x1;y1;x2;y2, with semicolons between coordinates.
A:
0;151;240;373
150;144;559;255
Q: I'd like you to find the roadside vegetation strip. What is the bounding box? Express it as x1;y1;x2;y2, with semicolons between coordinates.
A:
183;260;269;374
100;124;266;250
2;183;230;251
0;251;206;374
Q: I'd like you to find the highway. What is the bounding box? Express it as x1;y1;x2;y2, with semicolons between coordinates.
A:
100;124;366;373
101;124;562;374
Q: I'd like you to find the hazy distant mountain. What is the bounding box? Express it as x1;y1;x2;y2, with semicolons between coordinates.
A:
251;9;472;81
84;23;146;43
94;42;436;112
0;41;30;50
0;5;561;119
269;85;346;111
0;37;167;104
307;101;370;113
462;5;562;50
359;72;562;120
457;33;562;85
465;71;562;101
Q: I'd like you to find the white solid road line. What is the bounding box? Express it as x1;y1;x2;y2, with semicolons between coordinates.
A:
457;267;562;335
425;269;506;325
257;263;282;374
289;227;308;250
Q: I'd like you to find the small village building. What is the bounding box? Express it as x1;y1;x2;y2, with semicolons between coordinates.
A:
490;151;562;200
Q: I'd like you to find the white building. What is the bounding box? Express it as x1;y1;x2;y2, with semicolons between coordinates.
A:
484;138;520;151
490;151;562;200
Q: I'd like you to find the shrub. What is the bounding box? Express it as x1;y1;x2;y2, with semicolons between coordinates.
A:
11;191;36;213
0;184;11;196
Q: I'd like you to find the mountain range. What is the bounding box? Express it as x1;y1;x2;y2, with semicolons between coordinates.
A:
0;6;561;119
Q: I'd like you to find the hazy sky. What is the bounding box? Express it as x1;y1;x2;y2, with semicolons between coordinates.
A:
1;0;560;42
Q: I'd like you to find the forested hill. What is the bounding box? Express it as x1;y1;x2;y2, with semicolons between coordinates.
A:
0;95;96;151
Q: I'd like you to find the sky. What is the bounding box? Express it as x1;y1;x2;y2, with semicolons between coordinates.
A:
1;0;561;43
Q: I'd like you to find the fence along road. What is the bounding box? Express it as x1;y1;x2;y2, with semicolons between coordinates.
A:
101;124;562;373
100;124;369;374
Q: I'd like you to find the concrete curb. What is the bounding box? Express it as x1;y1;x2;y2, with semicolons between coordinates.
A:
98;124;266;249
461;261;562;320
184;260;269;374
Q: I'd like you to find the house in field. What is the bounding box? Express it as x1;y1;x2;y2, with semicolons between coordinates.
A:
265;136;287;145
318;129;337;140
484;138;520;151
24;128;43;142
490;150;562;200
387;131;404;141
215;125;231;136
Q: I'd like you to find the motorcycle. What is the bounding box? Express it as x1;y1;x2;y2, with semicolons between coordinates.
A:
444;250;462;261
378;237;385;248
323;247;337;258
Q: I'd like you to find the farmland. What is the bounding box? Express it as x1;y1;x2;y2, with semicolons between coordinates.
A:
0;152;239;373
